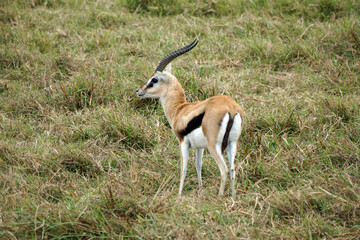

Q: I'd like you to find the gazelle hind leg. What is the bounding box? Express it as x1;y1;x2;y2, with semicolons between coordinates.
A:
203;113;230;196
226;141;237;198
208;144;228;196
227;113;242;197
196;149;204;188
179;142;189;196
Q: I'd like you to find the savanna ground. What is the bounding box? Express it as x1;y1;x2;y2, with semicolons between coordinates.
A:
1;0;359;239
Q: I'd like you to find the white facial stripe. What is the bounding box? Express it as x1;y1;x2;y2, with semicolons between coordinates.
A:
144;73;162;89
142;78;152;90
146;78;152;85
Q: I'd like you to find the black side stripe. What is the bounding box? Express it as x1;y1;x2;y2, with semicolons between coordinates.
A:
221;113;234;153
178;112;205;139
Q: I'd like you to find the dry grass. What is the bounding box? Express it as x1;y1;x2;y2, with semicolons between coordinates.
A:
1;0;360;239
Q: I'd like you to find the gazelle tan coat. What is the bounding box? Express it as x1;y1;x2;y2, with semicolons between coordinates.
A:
136;39;244;197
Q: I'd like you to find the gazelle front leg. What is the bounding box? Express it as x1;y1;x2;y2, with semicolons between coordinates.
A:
179;141;189;196
196;149;204;188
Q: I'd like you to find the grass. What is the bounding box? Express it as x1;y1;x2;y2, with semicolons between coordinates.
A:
1;0;359;238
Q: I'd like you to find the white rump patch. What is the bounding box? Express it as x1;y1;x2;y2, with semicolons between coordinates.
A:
217;113;230;143
228;113;242;142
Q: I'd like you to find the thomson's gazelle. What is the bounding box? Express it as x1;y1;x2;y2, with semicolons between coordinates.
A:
136;39;244;197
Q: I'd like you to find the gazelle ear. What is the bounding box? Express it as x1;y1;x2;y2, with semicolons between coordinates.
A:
165;63;172;73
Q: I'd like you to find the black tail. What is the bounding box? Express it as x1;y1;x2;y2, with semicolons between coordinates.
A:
221;113;234;153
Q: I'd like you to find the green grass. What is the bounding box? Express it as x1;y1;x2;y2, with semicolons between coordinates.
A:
1;0;359;238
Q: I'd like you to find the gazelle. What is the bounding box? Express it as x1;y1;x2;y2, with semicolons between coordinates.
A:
136;38;244;197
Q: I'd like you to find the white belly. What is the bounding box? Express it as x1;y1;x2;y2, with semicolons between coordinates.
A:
184;127;208;149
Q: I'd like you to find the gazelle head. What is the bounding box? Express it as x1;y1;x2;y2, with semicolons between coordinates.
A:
136;38;198;99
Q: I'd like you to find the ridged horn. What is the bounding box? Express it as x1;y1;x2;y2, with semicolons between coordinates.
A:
155;38;198;72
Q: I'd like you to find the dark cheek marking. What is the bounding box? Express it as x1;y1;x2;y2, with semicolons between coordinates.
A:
139;73;156;88
145;83;153;89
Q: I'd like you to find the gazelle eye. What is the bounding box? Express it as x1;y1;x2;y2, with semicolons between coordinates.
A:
151;78;158;84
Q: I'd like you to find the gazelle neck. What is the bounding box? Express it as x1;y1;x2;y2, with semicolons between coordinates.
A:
160;81;186;128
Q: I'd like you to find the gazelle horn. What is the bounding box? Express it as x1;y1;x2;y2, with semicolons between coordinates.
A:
155;38;198;72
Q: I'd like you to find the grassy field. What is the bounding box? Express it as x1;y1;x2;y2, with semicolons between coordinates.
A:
1;0;359;238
